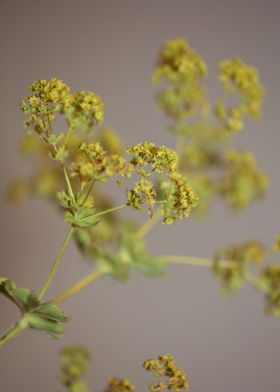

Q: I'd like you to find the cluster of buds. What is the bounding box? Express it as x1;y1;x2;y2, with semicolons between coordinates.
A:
143;354;189;391
57;347;189;392
153;39;208;121
259;264;280;316
213;234;280;318
153;39;267;216
214;240;265;292
104;378;135;392
59;346;91;392
219;150;268;210
153;38;207;83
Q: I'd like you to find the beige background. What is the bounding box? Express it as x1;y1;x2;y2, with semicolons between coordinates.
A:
1;1;280;391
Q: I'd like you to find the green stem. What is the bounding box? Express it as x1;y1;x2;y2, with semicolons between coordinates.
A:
161;254;235;268
46;112;53;133
38;226;75;300
92;204;127;219
61;163;75;201
137;207;162;239
0;318;28;347
162;255;269;293
64;126;72;145
52;269;105;304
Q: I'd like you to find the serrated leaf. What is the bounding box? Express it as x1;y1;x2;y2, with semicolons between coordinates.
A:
65;208;99;228
95;248;130;281
27;302;69;339
120;233;166;277
0;276;39;310
11;287;39;310
0;276;68;340
34;303;69;322
26;313;65;339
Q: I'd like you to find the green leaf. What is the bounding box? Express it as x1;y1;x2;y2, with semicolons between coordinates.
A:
34;303;69;322
0;276;39;310
0;276;69;340
120;233;166;277
26;313;65;340
47;133;64;146
26;302;69;339
95;248;130;281
65;208;99;228
49;145;68;162
11;287;39;310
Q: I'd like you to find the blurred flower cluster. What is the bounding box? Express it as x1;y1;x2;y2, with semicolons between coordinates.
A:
214;234;280;316
58;346;188;392
153;39;268;214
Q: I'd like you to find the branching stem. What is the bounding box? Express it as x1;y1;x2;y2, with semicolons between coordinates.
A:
0;318;28;347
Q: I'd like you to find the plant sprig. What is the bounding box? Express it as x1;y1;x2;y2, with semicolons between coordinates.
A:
1;38;279;392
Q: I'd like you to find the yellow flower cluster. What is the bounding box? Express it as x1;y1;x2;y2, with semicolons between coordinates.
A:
127;142;178;175
127;142;198;223
21;78;72;133
71;142;133;185
161;173;198;224
218;58;264;131
219;150;268;210
104;378;135;392
153;39;207;84
21;78;104;136
64;91;104;132
143;354;189;391
153;39;267;215
126;178;156;212
29;78;71;105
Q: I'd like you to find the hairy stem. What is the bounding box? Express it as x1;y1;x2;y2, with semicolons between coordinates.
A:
0;318;28;347
38;226;75;300
52;269;105;304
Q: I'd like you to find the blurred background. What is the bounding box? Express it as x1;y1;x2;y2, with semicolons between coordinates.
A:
0;1;280;391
